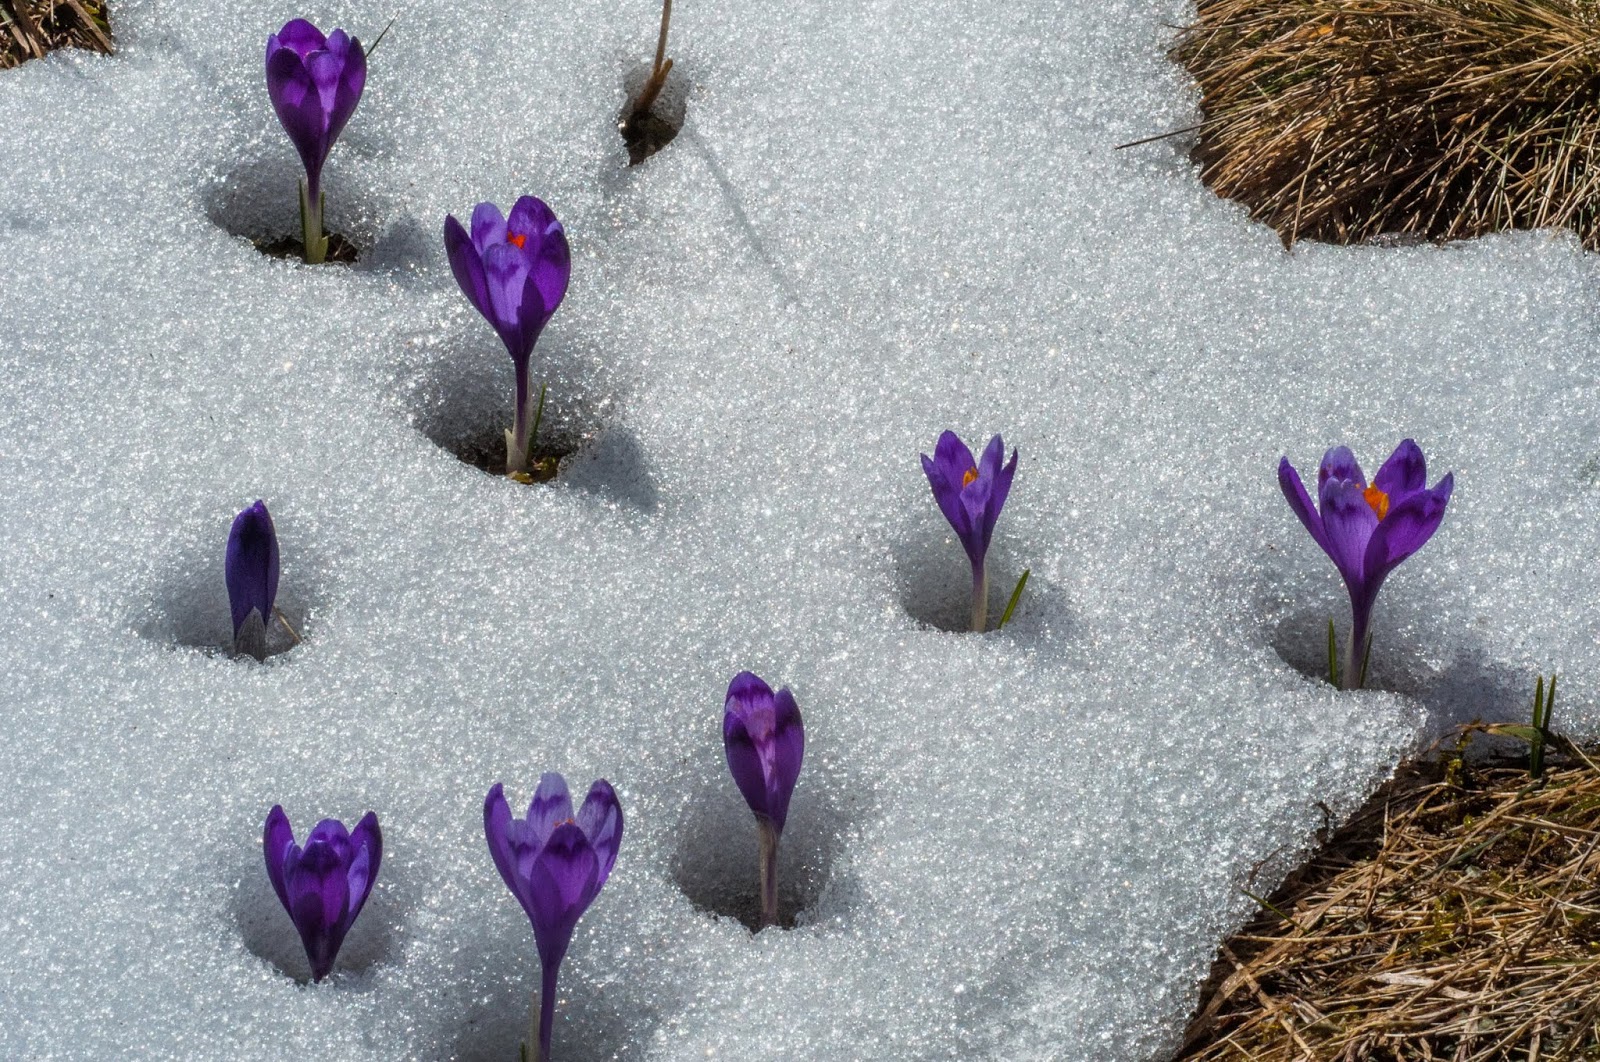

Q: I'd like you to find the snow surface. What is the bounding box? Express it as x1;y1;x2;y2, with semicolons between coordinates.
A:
2;0;1599;1056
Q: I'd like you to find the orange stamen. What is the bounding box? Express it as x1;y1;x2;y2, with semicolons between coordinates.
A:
1363;485;1389;520
962;468;978;487
508;233;527;249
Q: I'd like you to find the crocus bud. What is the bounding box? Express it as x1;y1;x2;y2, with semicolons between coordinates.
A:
920;431;1018;632
225;500;279;660
484;775;622;1062
265;19;366;263
722;672;804;928
262;806;382;982
1278;439;1453;689
443;197;571;474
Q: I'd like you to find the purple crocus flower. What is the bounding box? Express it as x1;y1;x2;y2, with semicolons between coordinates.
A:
443;198;571;475
1279;439;1454;688
723;671;804;930
265;19;366;264
485;775;622;1062
262;806;382;982
921;431;1019;632
225;499;280;660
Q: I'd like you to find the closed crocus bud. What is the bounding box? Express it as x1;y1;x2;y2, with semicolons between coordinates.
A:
225;500;280;660
262;806;382;982
920;431;1018;632
722;671;804;929
485;775;622;1062
443;197;571;475
265;19;366;263
1279;439;1453;689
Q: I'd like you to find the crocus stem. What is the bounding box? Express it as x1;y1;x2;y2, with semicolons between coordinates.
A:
1344;616;1370;691
533;960;559;1062
507;359;532;474
757;816;780;930
298;178;327;265
970;562;988;633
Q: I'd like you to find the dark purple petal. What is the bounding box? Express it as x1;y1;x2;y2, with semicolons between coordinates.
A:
1365;472;1453;581
1318;477;1378;589
525;823;599;968
286;837;352;981
575;780;623;886
763;688;805;832
268;18;326;60
1318;446;1366;491
265;47;329;189
225;500;279;640
1372;438;1427;503
922;431;976;545
512;274;552;359
343;811;382;926
507;196;571;314
319;30;365;148
1278;457;1330;554
484;783;538;923
263;805;294;912
975;437;1017;557
444;215;491;321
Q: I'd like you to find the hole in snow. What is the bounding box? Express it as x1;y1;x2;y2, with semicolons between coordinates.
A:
402;330;646;501
202;154;381;264
137;522;311;662
618;59;687;166
671;773;838;931
893;523;1038;635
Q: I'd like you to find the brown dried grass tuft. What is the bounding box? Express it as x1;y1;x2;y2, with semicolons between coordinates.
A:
1178;744;1600;1061
1172;0;1600;247
1;0;112;70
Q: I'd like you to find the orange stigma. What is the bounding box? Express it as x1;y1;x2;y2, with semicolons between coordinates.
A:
962;467;978;487
507;233;527;249
1363;485;1389;520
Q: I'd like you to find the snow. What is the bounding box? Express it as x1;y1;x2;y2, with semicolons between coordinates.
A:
2;0;1599;1057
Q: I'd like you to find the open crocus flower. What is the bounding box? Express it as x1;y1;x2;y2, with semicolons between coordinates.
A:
265;19;367;264
921;431;1019;631
1279;439;1454;689
225;499;280;660
723;671;804;930
263;807;382;982
443;198;571;475
485;775;622;1062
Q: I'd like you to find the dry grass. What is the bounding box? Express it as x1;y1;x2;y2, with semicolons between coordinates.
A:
1172;0;1600;247
1;0;112;70
1178;745;1600;1061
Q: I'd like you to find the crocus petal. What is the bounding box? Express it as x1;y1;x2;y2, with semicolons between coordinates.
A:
932;430;977;492
470;201;508;253
263;806;295;912
343;811;382;924
1318;446;1366;491
763;688;805;832
444;215;491;321
286;837;352;980
484;783;537;923
317;30;365;149
1372;438;1427;503
526;823;599;968
524;773;575;849
724;706;775;823
1318;477;1378;588
1278;457;1329;554
923;432;976;542
266;47;330;188
507;196;571;314
575;780;623;886
1365;473;1454;581
513;274;551;358
269;18;326;59
483;243;533;355
225;500;280;640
